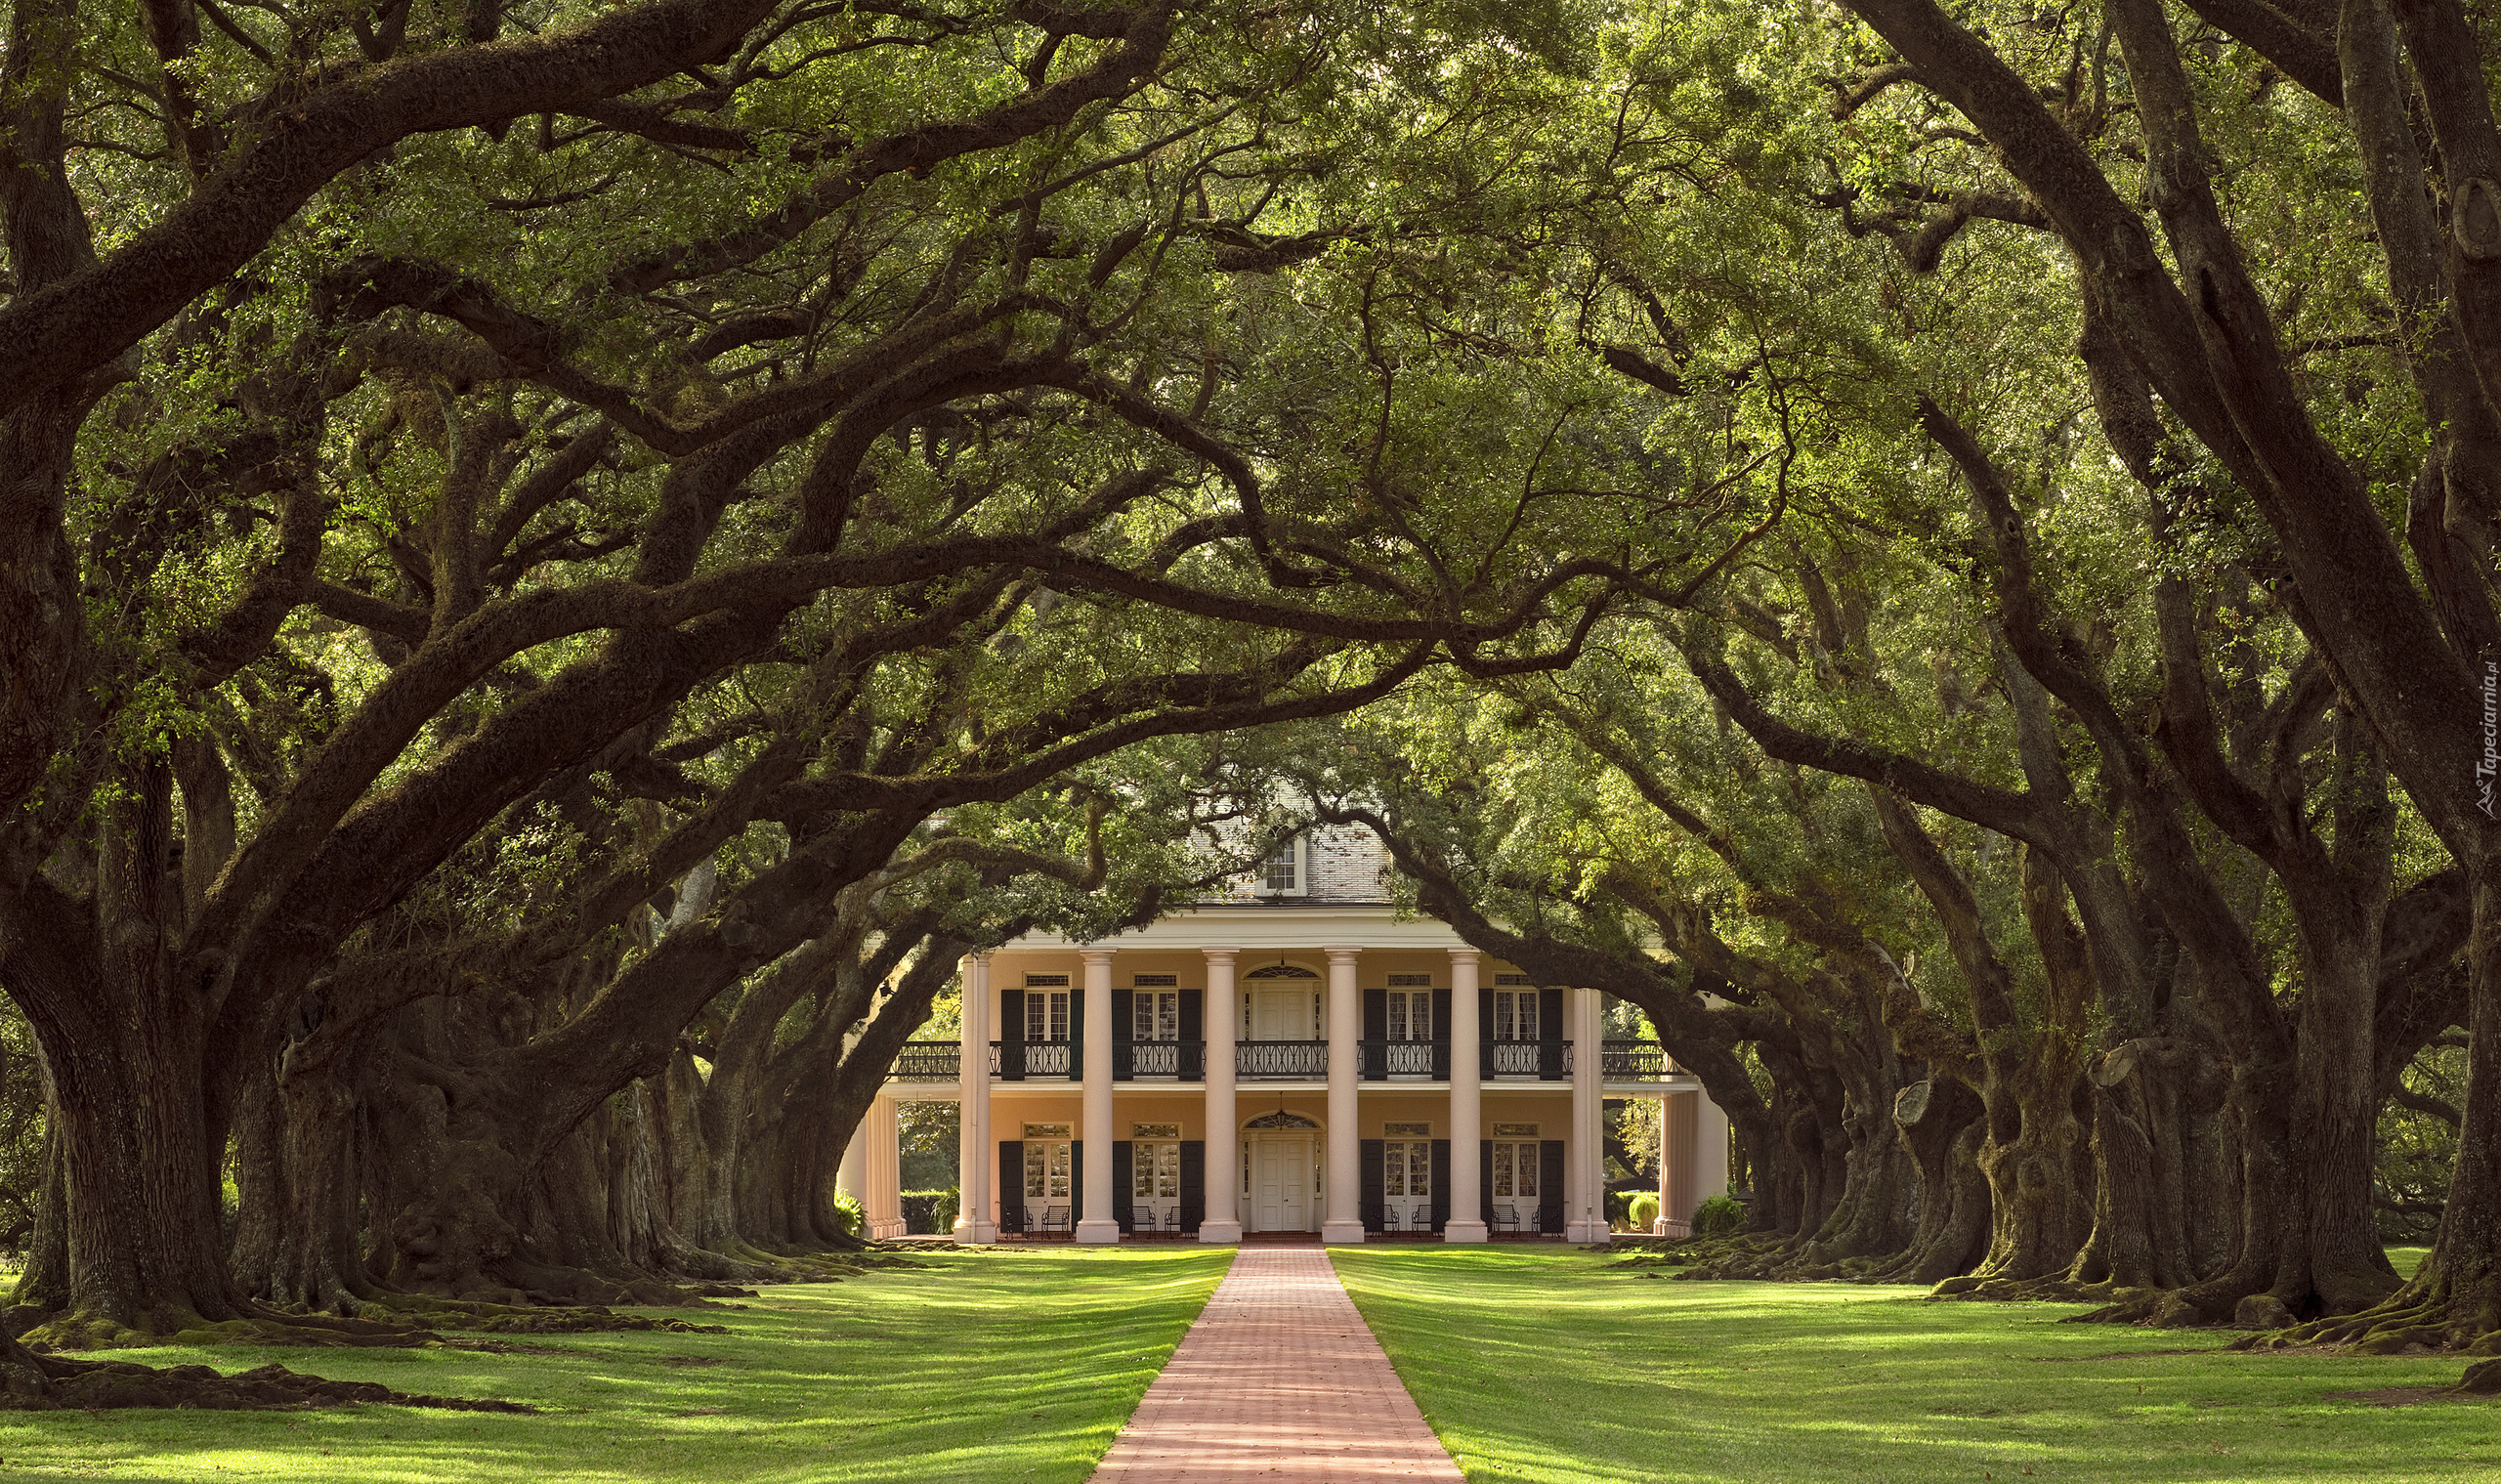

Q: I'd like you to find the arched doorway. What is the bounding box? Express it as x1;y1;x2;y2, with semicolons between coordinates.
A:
1241;1109;1321;1233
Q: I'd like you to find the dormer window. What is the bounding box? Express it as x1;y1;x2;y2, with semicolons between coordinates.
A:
1257;834;1308;897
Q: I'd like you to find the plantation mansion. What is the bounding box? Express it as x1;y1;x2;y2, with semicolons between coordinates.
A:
848;828;1729;1243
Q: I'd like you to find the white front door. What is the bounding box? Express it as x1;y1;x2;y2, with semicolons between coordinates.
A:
1251;988;1314;1040
1251;1137;1311;1231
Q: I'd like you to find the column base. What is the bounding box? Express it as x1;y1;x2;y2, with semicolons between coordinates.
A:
1566;1220;1608;1244
1320;1218;1368;1246
1196;1219;1244;1244
868;1217;909;1240
1441;1218;1490;1245
1074;1218;1124;1245
950;1217;998;1244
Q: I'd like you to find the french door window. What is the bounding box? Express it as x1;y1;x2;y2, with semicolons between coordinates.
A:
1024;1141;1072;1200
1383;1140;1431;1199
1490;1141;1541;1199
1385;990;1432;1041
1131;1142;1181;1199
1132;991;1179;1041
1493;990;1539;1041
1027;991;1070;1042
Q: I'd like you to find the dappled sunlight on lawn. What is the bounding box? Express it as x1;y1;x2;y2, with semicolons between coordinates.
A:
1333;1247;2501;1484
0;1247;1231;1484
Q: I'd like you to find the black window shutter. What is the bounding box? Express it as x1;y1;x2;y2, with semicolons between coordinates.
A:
1431;988;1453;1080
1430;1140;1452;1232
1539;986;1565;1080
1479;987;1496;1080
1069;987;1084;1080
1362;989;1387;1081
1072;1140;1083;1225
1000;990;1025;1081
1539;1139;1566;1233
1113;990;1133;1081
1180;1140;1206;1232
1479;1140;1495;1227
1179;990;1204;1080
998;1141;1023;1232
1360;1140;1385;1231
1113;1141;1134;1232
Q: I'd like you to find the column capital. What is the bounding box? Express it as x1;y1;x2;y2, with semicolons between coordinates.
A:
1447;947;1481;966
1078;945;1117;966
1322;945;1365;962
1201;946;1240;964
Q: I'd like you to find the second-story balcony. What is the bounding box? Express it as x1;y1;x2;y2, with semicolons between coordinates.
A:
1236;1039;1329;1079
1484;1039;1572;1080
888;1035;1677;1085
1600;1040;1674;1081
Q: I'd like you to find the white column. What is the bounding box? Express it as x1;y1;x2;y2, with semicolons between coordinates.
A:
1695;1087;1731;1211
1320;946;1366;1244
866;1093;907;1239
1567;987;1605;1242
1444;949;1487;1243
1654;1096;1673;1235
1076;946;1122;1243
1664;1089;1699;1227
952;954;996;1242
1200;949;1243;1243
837;1117;869;1203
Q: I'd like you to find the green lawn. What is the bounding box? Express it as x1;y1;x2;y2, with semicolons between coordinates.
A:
0;1246;1230;1483
1332;1246;2501;1484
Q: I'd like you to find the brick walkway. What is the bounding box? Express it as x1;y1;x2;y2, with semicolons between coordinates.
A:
1089;1246;1464;1481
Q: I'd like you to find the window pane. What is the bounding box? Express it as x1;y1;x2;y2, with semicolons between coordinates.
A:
1409;1145;1430;1197
1494;1144;1513;1197
1134;997;1151;1041
1028;997;1043;1042
1264;840;1297;890
1518;1147;1539;1197
1519;995;1539;1040
1387;995;1407;1041
1384;1143;1405;1198
1050;993;1069;1041
1159;1143;1179;1197
1134;1151;1154;1198
1026;1145;1044;1198
1159;993;1178;1041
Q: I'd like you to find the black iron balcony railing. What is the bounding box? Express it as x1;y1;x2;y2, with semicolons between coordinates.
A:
1600;1040;1673;1080
1357;1039;1447;1079
890;1040;960;1080
1008;1040;1073;1078
1237;1039;1329;1079
1482;1039;1572;1079
1115;1040;1206;1079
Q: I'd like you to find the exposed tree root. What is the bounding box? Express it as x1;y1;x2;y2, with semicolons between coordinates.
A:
0;1332;532;1413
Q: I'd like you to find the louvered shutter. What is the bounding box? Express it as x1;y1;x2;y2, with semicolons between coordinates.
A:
1479;1140;1495;1227
1179;990;1204;1080
1539;987;1564;1080
1072;1140;1083;1225
1479;987;1495;1080
1363;989;1387;1081
1180;1141;1206;1233
1360;1140;1385;1231
1113;1141;1134;1232
1430;1141;1452;1232
999;990;1025;1081
998;1142;1023;1233
1113;990;1133;1081
1539;1140;1566;1232
1069;987;1084;1080
1431;988;1453;1080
